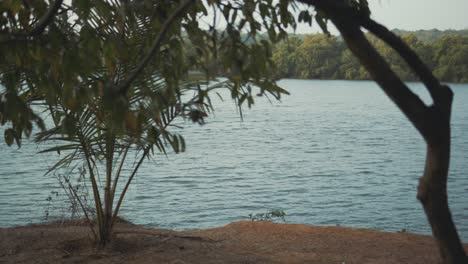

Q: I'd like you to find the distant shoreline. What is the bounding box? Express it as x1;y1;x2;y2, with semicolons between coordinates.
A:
271;31;468;83
275;78;468;85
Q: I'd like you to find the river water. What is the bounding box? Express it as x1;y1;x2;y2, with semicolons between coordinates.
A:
1;80;467;241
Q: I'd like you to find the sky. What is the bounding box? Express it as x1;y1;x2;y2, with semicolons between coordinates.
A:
294;0;468;34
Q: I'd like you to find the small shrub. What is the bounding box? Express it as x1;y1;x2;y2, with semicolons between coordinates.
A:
248;210;287;222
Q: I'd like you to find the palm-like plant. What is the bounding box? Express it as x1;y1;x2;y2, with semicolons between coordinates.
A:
35;74;220;244
1;0;292;245
0;0;217;244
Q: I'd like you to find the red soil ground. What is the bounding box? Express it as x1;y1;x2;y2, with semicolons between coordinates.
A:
1;220;467;263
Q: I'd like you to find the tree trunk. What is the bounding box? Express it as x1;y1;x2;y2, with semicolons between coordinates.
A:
100;132;115;246
295;1;468;262
337;24;468;263
418;106;468;263
335;20;467;264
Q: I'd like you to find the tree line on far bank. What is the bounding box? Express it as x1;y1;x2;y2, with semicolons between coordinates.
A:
272;32;468;83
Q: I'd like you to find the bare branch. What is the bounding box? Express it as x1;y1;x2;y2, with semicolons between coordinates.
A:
298;0;453;113
297;0;431;141
360;18;453;111
340;25;432;140
66;179;97;240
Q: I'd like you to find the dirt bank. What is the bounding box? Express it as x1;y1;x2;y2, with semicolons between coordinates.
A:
1;220;467;263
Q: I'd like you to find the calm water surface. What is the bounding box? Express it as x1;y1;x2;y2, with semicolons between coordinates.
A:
1;80;467;241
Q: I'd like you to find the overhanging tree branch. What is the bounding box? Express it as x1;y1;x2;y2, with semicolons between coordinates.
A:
298;0;452;115
359;18;453;111
300;0;431;140
115;0;195;95
338;23;432;137
1;0;63;39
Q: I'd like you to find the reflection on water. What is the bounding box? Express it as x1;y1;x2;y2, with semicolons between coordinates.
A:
1;80;467;241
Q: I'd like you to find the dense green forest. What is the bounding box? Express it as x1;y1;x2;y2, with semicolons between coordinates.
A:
392;29;468;41
271;30;468;83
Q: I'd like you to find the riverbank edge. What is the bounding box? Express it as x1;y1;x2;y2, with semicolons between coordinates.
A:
1;220;467;263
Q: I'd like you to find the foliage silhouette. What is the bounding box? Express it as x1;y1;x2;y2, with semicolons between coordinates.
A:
1;0;467;262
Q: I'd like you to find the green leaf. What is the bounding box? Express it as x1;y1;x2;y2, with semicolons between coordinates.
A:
179;135;186;152
174;134;181;153
238;93;248;106
315;11;330;35
298;11;312;26
7;0;23;15
4;129;15;146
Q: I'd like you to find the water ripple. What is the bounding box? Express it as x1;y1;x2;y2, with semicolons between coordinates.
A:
1;80;468;242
